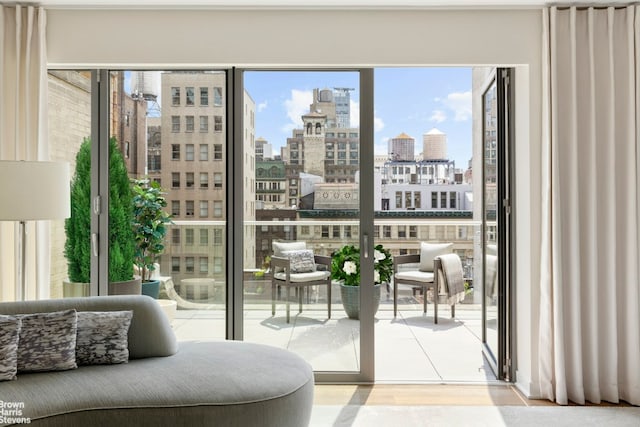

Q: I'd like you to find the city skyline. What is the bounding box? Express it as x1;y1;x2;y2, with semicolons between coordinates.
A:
125;69;474;168
244;68;473;168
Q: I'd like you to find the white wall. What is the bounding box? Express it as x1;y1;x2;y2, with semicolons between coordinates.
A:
46;7;543;396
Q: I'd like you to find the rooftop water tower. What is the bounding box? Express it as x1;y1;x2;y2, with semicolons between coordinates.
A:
131;71;160;102
318;88;334;102
423;128;447;160
389;132;415;161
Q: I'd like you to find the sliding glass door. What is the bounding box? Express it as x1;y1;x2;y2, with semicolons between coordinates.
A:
240;69;375;380
101;70;229;339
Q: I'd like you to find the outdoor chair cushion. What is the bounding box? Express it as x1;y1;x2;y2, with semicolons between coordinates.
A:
419;242;453;272
273;241;306;257
395;270;435;283
274;270;330;283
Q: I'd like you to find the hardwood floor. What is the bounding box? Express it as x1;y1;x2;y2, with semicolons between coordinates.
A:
314;384;635;407
311;385;638;427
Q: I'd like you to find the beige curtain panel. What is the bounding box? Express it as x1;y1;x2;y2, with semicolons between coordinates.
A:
540;6;640;406
0;5;50;301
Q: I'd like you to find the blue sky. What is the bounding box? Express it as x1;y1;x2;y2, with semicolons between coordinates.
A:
244;68;472;168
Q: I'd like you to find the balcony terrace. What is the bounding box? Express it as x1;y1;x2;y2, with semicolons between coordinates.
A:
156;218;496;382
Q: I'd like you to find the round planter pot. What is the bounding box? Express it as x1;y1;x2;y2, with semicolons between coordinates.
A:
63;281;90;298
141;280;161;299
339;282;382;320
108;277;142;296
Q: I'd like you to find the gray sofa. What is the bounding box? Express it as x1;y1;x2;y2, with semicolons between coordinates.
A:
0;295;314;426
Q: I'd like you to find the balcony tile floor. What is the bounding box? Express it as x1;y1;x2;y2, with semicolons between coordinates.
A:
171;299;498;383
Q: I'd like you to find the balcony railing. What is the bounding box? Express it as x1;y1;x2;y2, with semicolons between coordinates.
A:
157;219;491;307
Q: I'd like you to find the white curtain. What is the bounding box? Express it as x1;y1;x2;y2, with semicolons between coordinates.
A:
540;6;640;406
0;6;50;300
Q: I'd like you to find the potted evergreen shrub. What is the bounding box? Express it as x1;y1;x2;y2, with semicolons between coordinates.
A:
64;137;140;296
63;138;92;297
131;178;172;298
331;244;393;319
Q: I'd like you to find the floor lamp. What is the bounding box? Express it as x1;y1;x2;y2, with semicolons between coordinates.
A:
0;161;70;301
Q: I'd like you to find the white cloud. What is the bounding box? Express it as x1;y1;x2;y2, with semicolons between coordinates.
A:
282;89;313;133
351;100;385;132
374;143;388;155
442;91;472;121
430;110;447;123
257;101;268;112
281;123;296;134
374;117;385;132
374;137;391;155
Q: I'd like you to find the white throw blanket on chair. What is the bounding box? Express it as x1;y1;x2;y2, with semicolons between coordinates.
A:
436;254;466;306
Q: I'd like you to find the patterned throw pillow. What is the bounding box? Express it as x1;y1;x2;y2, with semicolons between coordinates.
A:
272;241;307;273
76;311;133;365
17;309;78;372
282;249;316;273
0;315;21;381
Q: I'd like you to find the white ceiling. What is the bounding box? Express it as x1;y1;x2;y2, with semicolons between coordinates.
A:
13;0;628;10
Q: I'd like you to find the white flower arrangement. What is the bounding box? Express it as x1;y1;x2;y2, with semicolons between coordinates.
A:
331;244;393;287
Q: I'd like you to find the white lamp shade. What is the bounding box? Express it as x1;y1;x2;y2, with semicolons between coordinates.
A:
0;161;71;221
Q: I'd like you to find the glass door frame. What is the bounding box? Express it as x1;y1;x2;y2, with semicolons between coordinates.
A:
88;68;237;309
233;68;376;383
86;66;516;384
481;68;514;381
91;69;112;296
497;68;515;382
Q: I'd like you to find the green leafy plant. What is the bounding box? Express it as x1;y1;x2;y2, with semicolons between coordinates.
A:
65;137;135;283
253;256;271;278
331;244;393;287
64;138;92;283
464;281;473;295
108;137;136;283
131;178;172;282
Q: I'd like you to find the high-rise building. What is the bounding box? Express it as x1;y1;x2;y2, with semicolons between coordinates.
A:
109;71;148;179
160;71;227;217
333;87;354;129
282;88;360;208
255;137;273;160
158;71;255;287
389;132;415;161
243;92;257;271
147;116;162;178
307;87;353;129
